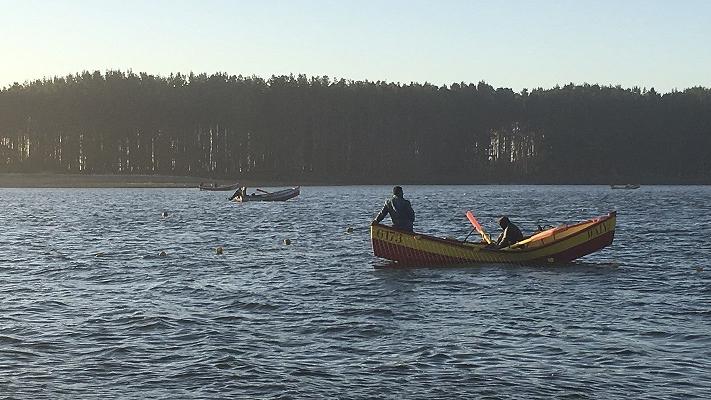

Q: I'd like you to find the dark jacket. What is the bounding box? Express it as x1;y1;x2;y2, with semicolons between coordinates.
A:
496;222;524;248
375;195;415;231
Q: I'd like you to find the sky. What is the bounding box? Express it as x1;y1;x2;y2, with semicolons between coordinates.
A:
1;0;709;92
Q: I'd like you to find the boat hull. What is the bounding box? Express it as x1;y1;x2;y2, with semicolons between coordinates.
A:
232;186;300;202
371;212;616;266
610;184;639;190
199;183;241;191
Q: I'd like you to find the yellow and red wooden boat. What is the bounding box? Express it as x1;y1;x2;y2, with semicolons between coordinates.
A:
371;212;616;266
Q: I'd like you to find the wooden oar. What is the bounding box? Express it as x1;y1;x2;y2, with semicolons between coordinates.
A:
466;211;492;244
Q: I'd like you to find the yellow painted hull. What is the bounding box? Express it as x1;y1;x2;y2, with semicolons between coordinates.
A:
371;212;616;265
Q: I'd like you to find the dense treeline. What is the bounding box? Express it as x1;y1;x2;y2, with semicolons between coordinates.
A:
1;70;710;183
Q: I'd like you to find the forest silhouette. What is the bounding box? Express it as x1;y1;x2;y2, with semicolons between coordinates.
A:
1;70;709;184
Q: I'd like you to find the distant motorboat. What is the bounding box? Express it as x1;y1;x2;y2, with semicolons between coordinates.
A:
610;184;640;190
231;186;300;202
199;182;241;191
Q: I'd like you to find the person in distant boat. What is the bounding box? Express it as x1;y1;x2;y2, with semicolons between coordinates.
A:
494;216;524;248
371;186;415;232
229;186;247;201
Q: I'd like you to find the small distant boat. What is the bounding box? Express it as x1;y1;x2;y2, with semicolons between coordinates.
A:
610;184;640;190
199;182;242;191
371;212;616;266
232;186;300;202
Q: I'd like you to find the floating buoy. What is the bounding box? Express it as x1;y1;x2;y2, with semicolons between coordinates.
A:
283;239;291;245
159;251;167;257
346;227;354;233
216;246;224;255
162;211;169;218
696;266;704;272
95;252;104;257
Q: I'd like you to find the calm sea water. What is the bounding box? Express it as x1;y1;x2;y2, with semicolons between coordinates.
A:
1;185;710;399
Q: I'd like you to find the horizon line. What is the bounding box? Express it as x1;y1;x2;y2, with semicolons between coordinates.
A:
2;69;708;95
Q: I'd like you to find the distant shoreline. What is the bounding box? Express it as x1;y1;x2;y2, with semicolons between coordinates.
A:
0;173;227;188
0;173;337;188
0;173;705;188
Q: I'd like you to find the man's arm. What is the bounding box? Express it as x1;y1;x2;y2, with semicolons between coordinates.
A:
373;202;390;224
495;229;505;247
497;227;512;248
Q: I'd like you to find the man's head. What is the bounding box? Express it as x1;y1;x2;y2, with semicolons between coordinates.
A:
393;186;404;197
498;216;510;228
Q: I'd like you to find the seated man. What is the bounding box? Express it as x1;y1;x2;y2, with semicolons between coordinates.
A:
372;186;415;232
229;186;248;201
495;216;524;248
228;188;242;201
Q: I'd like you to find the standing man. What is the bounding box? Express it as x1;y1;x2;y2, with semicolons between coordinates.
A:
372;186;416;232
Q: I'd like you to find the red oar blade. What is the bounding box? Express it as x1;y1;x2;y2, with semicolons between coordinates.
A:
466;211;492;244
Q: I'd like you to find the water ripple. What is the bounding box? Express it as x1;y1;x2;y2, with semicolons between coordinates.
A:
1;186;710;398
